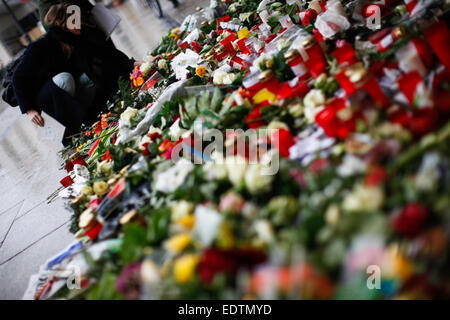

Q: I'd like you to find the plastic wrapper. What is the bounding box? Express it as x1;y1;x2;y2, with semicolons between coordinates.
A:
116;79;189;144
315;0;351;39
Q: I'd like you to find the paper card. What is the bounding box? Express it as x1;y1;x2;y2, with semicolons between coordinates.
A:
40;111;65;144
91;4;121;39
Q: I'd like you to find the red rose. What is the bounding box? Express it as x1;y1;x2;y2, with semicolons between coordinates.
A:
309;158;330;175
245;105;266;129
141;142;150;156
271;129;295;158
289;168;308;188
149;132;162;141
249;263;334;299
197;248;266;283
65;161;74;172
393;203;429;238
408;107;437;137
301;10;317;26
364;166;387;186
102;150;112;161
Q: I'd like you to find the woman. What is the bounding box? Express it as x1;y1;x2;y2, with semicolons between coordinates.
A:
12;3;135;145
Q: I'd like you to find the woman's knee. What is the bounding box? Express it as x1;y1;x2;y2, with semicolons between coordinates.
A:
52;72;75;97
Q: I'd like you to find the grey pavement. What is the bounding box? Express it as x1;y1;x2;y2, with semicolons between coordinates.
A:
0;0;208;299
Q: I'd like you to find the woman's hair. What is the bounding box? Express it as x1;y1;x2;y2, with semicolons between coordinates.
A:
44;3;72;30
44;3;75;58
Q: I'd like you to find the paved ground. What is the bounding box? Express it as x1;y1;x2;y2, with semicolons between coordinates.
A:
0;0;208;299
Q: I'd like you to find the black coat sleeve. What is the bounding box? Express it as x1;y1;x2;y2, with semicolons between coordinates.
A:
12;40;47;114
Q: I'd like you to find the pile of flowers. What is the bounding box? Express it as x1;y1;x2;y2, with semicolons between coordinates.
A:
27;0;450;300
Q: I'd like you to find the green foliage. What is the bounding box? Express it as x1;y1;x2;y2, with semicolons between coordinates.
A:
146;207;171;245
87;268;123;300
120;223;147;265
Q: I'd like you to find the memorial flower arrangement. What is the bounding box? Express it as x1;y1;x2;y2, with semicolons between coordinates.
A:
28;0;450;300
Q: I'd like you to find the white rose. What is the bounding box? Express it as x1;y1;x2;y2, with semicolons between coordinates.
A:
225;156;248;187
304;89;325;109
158;59;168;70
288;102;304;117
415;153;440;191
245;163;274;194
171;200;194;221
154;159;194;193
239;12;252;22
303;89;326;123
93;181;109;196
253;53;270;70
222;73;237;85
97;160;113;175
120;107;138;126
148;125;163;136
253;220;274;243
140;259;160;286
325;204;340;225
204;162;228;181
267;120;289;131
213;70;227;84
169;118;187;141
343;184;384;213
81;185;93;196
139;61;152;74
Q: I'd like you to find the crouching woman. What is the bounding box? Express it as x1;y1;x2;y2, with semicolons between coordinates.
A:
12;4;134;145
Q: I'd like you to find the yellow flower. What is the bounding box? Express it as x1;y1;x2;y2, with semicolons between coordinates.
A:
165;233;191;254
253;88;277;104
216;222;235;248
93;181;109;196
174;254;198;284
81;185;93;196
133;77;144;87
237;27;251;40
195;66;207;78
176;214;196;230
383;245;413;282
76;142;87;152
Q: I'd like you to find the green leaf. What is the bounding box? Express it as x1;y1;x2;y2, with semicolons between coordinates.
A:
87;270;123;300
146;207;171;245
120;223;147;265
183;94;198;119
197;90;211;113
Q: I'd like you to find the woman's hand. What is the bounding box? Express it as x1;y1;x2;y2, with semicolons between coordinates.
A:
26;110;45;127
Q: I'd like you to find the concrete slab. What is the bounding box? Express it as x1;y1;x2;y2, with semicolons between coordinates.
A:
0;201;24;246
0;222;73;300
0;198;72;264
